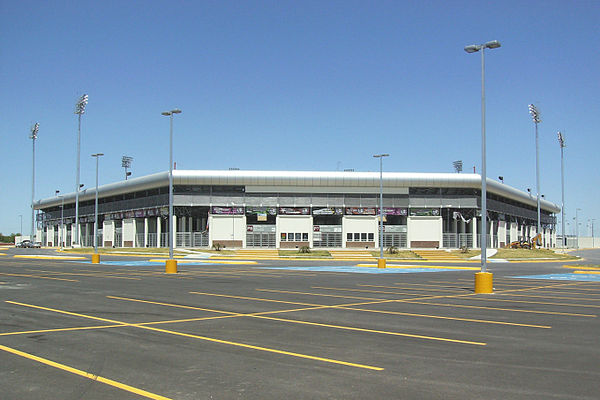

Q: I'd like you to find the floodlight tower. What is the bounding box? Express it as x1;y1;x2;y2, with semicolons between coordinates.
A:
464;39;501;293
74;94;88;246
122;156;133;180
453;160;463;173
528;104;542;245
374;153;390;268
30;123;39;241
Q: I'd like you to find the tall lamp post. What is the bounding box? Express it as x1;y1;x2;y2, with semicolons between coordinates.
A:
55;190;64;248
528;104;542;245
30;123;39;242
74;94;88;247
374;154;389;268
557;132;566;250
91;153;104;262
161;108;182;273
19;215;23;236
464;39;501;294
575;208;581;249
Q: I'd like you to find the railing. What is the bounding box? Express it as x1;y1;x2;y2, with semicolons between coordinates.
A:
135;233;145;247
442;233;457;248
193;232;209;247
458;233;473;248
147;233;157;247
176;232;192;247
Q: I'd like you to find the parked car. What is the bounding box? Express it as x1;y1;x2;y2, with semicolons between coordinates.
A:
32;241;42;248
17;240;32;248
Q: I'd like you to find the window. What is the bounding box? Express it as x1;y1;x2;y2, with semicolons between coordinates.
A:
295;233;302;241
347;233;353;241
361;233;367;241
302;233;309;241
354;233;360;241
368;233;374;241
347;232;375;242
281;232;308;242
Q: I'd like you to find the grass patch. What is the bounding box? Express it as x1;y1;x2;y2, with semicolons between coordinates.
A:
369;251;421;259
278;250;332;258
493;248;577;260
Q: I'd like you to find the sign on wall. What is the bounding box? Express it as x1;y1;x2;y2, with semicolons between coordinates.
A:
312;207;343;216
345;207;376;215
211;206;245;215
279;207;310;215
409;208;440;217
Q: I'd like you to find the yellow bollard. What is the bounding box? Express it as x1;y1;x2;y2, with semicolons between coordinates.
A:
474;272;493;294
91;253;100;264
165;259;178;274
377;258;387;269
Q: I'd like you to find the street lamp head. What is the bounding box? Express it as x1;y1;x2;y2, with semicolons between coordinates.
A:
30;122;40;139
464;45;480;53
92;153;104;157
484;40;501;49
528;104;541;123
75;94;89;115
162;109;182;116
373;154;390;158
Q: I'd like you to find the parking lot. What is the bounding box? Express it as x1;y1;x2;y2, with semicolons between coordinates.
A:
1;249;599;399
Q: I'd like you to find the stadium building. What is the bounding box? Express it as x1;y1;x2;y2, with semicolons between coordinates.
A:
34;170;560;250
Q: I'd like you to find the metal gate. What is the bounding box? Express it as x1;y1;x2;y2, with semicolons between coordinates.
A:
383;233;408;248
313;232;342;248
193;232;209;247
246;232;276;247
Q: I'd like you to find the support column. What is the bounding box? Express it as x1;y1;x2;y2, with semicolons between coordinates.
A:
156;217;162;248
472;218;478;249
172;215;177;248
144;218;148;248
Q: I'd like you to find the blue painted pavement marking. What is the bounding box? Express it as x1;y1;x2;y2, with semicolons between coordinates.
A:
259;266;454;274
513;273;600;282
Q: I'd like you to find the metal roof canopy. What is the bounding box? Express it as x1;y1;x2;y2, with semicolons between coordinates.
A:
36;170;561;214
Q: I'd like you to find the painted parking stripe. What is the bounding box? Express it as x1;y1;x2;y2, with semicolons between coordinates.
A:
259;266;459;274
0;344;172;400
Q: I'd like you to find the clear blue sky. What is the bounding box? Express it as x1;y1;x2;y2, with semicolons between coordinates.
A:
1;0;598;237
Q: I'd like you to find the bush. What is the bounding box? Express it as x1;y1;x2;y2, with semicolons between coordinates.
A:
299;246;311;254
212;243;222;251
387;246;398;255
460;245;470;253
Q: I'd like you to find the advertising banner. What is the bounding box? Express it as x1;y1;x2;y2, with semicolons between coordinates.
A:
409;208;440;217
345;207;376;215
382;207;408;216
211;206;245;215
312;207;343;216
279;207;310;215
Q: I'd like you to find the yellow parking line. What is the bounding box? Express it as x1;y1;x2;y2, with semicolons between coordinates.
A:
108;295;488;344
0;324;126;336
496;292;600;301
6;300;383;371
359;284;466;293
574;270;600;275
190;291;549;328
0;344;172;399
0;272;78;282
13;255;87;260
256;288;386;301
467;297;600;308
400;300;597;317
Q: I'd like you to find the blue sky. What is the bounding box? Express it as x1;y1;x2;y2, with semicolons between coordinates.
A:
1;0;598;236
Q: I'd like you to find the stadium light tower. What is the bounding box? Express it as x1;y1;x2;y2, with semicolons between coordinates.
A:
161;108;182;272
464;39;501;293
557;132;566;250
528;104;542;246
453;160;463;173
74;94;88;247
374;154;389;268
30;122;39;241
122;156;133;180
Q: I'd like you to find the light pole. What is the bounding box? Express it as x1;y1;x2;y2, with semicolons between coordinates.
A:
74;94;88;247
528;104;542;245
55;190;64;248
30;123;39;241
464;39;501;293
373;154;389;268
92;153;104;258
19;215;23;236
557;132;566;250
161;108;182;271
575;208;581;249
122;156;133;180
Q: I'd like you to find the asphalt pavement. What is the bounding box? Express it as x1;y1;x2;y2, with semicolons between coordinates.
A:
0;247;599;399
